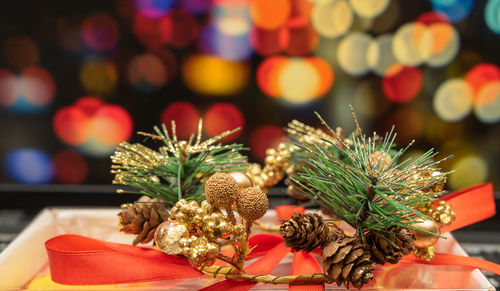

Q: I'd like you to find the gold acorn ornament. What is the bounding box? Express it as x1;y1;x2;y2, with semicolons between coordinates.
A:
228;171;253;190
236;186;269;235
411;218;441;248
204;172;239;224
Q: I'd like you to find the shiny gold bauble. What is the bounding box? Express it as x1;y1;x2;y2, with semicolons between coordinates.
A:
412;218;441;248
154;220;189;255
229;171;254;189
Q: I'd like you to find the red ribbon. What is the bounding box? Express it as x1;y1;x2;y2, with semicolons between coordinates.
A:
45;183;498;287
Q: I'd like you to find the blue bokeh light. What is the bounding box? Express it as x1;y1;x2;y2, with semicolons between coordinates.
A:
5;148;54;184
431;0;475;23
134;0;174;19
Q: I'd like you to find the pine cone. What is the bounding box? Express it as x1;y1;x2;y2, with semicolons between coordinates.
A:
322;225;376;289
280;213;330;253
365;226;415;264
118;196;169;245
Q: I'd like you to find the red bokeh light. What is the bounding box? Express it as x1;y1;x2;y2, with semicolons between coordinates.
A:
74;96;105;115
250;26;290;56
286;22;319;56
204;103;244;142
53;149;88;184
416;11;450;25
0;68;18;106
53;106;91;145
382;64;423;103
288;0;313;28
93;105;134;146
133;13;170;49
81;12;119;51
162;9;199;48
161;102;200;139
465;63;500;100
249;125;286;161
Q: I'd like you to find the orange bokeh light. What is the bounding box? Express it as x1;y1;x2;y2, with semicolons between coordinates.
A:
256;56;288;97
53;106;91;146
465;63;500;99
93;105;134;146
308;57;334;97
250;0;291;30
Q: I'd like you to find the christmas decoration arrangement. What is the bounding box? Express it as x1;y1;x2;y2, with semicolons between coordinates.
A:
43;113;500;290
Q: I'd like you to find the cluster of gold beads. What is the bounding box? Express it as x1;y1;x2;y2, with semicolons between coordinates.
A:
420;200;456;226
246;143;294;193
169;199;246;267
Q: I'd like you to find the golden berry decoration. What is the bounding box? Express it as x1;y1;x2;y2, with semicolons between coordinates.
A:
236;187;268;222
205;173;239;208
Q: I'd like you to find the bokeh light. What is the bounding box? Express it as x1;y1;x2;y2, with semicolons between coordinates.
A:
416;11;450;25
134;0;174;19
4;149;54;184
161;102;200;139
474;81;500;123
178;0;211;15
433;78;473;121
249;125;286;161
127;53;168;93
256;56;288;97
288;0;313;28
308;57;335;97
337;32;372;76
382;64;423;103
279;58;319;104
53;97;133;156
162;9;199;48
80;57;118;95
52;149;88;184
250;26;289;56
311;0;352;38
425;22;460;67
430;0;474;23
485;0;500;34
367;34;397;77
392;22;430;66
3;36;39;71
204;103;244;142
182;54;250;95
250;0;291;30
348;0;390;19
465;63;500;99
285;22;319;56
0;66;56;113
449;154;487;190
200;22;252;61
81;12;119;51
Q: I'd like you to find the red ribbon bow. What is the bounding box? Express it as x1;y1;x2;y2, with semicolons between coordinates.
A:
46;183;499;290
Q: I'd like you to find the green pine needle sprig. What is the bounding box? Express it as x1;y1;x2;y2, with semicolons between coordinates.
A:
289;111;451;239
111;119;248;207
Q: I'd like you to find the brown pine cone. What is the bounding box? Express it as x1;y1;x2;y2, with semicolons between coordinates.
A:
322;225;376;289
280;213;330;253
118;196;169;245
365;226;415;264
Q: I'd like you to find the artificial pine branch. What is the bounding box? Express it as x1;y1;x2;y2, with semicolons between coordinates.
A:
289;111;451;240
111;119;248;207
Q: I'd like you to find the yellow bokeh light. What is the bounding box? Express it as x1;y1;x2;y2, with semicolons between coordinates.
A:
279;59;320;104
337;32;372;76
348;0;390;19
367;34;397;76
425;23;460;68
449;155;488;190
392;22;431;66
80;58;118;95
182;54;249;96
474;81;500;123
433;78;473;122
311;0;353;38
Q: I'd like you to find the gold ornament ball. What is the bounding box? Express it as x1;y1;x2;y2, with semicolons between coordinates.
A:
236;187;268;221
229;171;253;189
204;173;239;208
154;220;189;255
412;218;441;248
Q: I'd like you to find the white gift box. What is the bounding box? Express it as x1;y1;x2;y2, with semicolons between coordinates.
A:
0;207;494;290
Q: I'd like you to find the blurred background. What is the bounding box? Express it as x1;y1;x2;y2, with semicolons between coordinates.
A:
0;0;499;192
